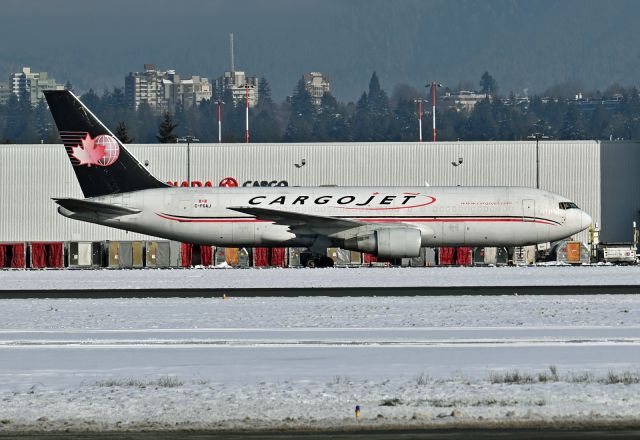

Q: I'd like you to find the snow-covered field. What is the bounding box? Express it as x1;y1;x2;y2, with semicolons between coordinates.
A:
1;265;640;291
1;295;640;432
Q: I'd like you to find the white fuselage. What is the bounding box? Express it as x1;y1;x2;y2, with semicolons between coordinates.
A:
59;186;591;249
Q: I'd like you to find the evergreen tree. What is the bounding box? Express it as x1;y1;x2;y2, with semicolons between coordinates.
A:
560;105;586;140
313;92;348;141
156;112;178;143
80;89;101;113
284;77;315;142
351;92;370;141
257;77;274;109
367;72;392;140
390;99;419;141
34;99;55;142
480;71;498;95
115;121;134;143
464;98;497;140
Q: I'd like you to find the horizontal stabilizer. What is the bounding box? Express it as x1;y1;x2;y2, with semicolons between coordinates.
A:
53;198;141;216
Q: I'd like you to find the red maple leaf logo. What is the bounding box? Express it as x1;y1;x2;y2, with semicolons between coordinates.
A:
71;134;106;167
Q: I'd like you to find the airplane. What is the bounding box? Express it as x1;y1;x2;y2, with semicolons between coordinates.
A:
44;90;592;267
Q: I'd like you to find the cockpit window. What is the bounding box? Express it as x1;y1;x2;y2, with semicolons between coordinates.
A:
559;202;579;210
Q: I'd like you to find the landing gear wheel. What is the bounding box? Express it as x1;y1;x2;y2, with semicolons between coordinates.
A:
321;256;335;267
305;256;335;268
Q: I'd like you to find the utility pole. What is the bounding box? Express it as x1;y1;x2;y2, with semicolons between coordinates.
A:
414;98;426;142
527;132;550;189
215;100;224;143
177;135;200;186
428;81;443;142
245;82;250;143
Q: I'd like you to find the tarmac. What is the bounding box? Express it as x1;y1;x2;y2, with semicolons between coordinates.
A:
1;285;640;298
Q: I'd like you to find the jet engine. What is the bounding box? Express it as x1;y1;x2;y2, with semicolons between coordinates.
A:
342;228;422;258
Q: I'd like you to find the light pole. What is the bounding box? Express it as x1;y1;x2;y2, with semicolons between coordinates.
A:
527;132;549;189
242;83;255;143
414;98;426;142
177;135;200;186
215;100;224;143
428;81;443;142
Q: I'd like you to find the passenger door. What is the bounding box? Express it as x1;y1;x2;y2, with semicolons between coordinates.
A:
522;199;535;222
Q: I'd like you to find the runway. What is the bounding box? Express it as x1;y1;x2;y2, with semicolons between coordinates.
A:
1;327;640;388
2;266;640;298
3;284;640;298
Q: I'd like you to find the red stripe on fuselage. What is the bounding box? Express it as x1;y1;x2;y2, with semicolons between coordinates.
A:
156;213;557;226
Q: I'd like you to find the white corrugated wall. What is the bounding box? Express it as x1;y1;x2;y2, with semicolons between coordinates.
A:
0;141;601;242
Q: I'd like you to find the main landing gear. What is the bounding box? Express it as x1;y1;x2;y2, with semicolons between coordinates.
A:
304;255;335;268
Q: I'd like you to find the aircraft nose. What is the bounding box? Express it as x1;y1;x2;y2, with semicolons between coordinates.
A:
581;210;592;230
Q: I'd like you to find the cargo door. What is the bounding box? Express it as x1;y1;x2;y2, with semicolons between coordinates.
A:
522;199;535;222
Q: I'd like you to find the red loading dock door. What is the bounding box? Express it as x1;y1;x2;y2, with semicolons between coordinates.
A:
438;247;455;265
30;242;64;268
456;247;473;266
0;243;26;268
270;248;287;267
253;248;269;267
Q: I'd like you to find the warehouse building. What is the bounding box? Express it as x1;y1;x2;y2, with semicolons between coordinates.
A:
1;141;638;245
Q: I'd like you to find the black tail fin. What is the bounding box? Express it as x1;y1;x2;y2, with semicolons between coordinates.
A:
44;90;167;198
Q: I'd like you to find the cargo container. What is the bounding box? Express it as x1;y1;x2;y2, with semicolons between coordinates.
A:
286;248;308;267
553;240;590;264
511;246;537;265
68;241;103;268
237;248;251;267
105;241;144;268
145;241;171;267
0;243;26;269
473;247;509;266
328;248;352;265
29;242;64;269
225;248;239;266
597;243;637;264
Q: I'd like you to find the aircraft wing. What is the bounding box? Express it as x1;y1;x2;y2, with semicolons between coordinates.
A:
53;198;141;217
228;206;363;235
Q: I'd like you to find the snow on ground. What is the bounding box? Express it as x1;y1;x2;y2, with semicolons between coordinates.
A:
0;295;639;330
1;265;640;291
0;295;640;431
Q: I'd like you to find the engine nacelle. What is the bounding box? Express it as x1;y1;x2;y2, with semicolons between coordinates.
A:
342;228;422;258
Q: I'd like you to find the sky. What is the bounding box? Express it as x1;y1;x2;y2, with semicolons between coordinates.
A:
1;0;639;101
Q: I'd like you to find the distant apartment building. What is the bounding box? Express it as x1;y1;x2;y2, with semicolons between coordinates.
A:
125;64;212;113
0;82;9;105
10;67;64;106
215;71;259;108
443;90;491;112
303;72;330;106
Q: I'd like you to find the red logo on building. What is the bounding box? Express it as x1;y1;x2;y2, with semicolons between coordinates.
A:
219;177;239;187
